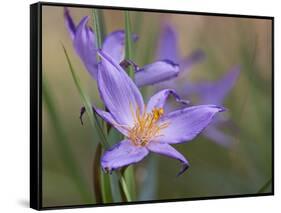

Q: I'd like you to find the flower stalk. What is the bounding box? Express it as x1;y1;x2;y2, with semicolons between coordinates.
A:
125;11;134;79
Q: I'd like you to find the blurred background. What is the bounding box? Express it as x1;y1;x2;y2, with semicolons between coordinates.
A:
41;5;272;207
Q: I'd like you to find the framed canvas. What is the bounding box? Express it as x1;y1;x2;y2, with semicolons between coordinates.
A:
30;2;274;210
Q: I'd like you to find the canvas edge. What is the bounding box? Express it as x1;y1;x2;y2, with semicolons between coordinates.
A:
30;2;43;210
29;1;274;210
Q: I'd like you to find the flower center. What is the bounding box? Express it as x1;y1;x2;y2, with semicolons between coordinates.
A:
128;106;169;146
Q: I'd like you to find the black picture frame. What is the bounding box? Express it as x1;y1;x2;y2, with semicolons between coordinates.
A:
30;1;274;210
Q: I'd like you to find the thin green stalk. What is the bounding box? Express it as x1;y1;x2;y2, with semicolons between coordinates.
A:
125;11;134;78
93;9;134;202
93;9;119;204
93;9;103;49
43;80;92;202
101;169;113;203
62;44;115;203
117;172;132;202
124;167;136;200
61;44;109;148
92;9;109;136
93;144;103;203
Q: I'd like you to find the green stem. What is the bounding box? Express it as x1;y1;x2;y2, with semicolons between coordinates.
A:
93;144;103;203
62;44;109;148
117;172;132;202
124;167;136;200
125;11;134;78
93;9;103;49
101;168;113;203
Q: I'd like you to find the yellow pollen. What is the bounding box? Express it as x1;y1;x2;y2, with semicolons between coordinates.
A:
127;105;168;147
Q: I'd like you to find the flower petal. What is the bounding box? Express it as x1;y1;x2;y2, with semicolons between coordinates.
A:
155;105;224;144
184;66;240;105
64;7;76;40
203;126;235;148
146;89;189;113
73;16;98;79
205;66;240;105
147;141;189;176
97;50;144;127
102;30;138;63
157;24;179;62
94;108;129;136
101;140;149;172
135;60;180;87
179;49;205;73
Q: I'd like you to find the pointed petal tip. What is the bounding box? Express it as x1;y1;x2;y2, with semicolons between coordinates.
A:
215;105;226;112
176;163;190;177
63;7;69;15
207;105;226;113
80;15;90;25
162;59;180;69
63;7;76;40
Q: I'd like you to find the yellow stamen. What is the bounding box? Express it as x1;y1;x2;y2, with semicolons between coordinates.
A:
127;105;168;147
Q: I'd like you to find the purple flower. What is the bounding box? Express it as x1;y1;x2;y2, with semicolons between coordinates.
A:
95;50;224;175
64;8;98;79
157;24;205;77
64;8;180;85
155;23;240;147
184;66;240;106
183;66;240;147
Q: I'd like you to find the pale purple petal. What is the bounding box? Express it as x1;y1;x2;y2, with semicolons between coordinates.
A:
155;105;224;144
157;24;179;62
147;141;189;176
101;140;149;172
64;7;76;40
102;30;138;63
135;60;180;87
179;49;205;73
185;66;240;105
94;108;129;136
97;50;144;127
203;126;235;148
73;16;98;79
206;66;240;105
146;89;189;113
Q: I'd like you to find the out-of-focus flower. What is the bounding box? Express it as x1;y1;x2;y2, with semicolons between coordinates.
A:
64;8;136;79
64;8;180;85
184;66;240;106
94;50;224;175
156;23;240;147
183;67;240;147
157;24;205;79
